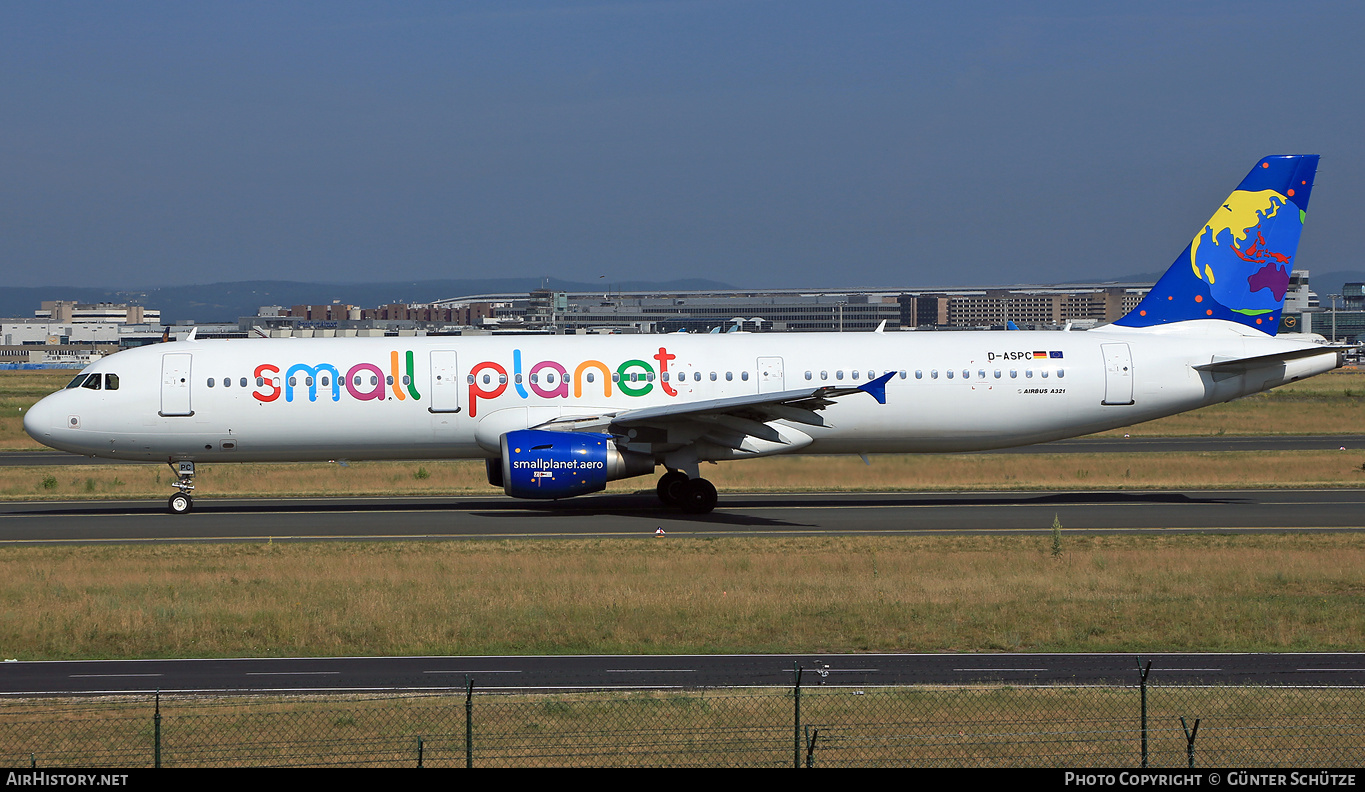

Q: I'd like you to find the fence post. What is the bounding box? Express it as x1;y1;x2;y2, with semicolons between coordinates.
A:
804;726;819;768
1137;658;1152;768
153;691;161;769
1180;717;1201;768
417;736;424;768
465;675;474;769
793;664;803;769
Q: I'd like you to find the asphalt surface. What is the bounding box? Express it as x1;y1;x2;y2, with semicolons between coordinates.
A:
2;488;1364;545
6;653;1365;696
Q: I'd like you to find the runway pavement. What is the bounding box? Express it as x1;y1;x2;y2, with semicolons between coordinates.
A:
3;488;1365;544
5;652;1365;695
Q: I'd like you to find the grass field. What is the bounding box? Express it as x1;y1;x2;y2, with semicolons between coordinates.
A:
3;534;1364;660
5;449;1365;501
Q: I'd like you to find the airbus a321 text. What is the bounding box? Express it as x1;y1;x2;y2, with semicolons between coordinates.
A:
24;155;1344;514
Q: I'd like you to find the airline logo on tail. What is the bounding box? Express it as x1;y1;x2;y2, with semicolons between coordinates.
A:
1116;155;1318;334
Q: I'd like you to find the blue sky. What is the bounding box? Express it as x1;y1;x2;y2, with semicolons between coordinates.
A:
2;1;1361;289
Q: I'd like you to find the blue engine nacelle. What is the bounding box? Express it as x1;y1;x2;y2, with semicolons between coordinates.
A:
499;430;653;500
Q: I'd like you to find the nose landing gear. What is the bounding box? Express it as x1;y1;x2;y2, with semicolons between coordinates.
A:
167;461;195;514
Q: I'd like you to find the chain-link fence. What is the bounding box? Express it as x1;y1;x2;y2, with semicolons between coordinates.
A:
3;677;1364;767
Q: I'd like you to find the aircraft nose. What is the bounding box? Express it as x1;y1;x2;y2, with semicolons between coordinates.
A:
23;394;56;441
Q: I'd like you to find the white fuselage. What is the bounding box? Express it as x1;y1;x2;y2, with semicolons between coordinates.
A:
23;320;1340;468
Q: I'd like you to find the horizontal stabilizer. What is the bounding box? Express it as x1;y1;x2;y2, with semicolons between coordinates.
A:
1193;346;1344;373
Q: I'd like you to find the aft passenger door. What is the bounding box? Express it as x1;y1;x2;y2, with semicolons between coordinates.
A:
1100;343;1135;406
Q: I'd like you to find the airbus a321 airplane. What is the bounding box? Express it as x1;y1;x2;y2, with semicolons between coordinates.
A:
24;155;1343;515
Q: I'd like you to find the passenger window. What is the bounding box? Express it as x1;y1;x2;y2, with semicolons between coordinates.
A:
320;376;329;387
836;371;844;380
587;372;596;383
387;376;393;385
1041;370;1049;378
82;375;102;390
851;371;860;380
66;374;89;389
240;378;248;388
1058;369;1066;379
994;370;1001;379
820;371;828;380
1010;370;1018;379
725;372;733;381
947;370;954;379
305;377;314;387
257;377;265;387
206;378;215;388
978;370;986;379
899;371;907;379
1025;370;1033;378
915;370;923;379
931;370;938;379
740;371;748;381
805;371;812;380
105;374;119;390
223;377;231;388
710;372;717;381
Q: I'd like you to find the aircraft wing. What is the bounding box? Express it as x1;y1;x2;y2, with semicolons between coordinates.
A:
534;372;896;437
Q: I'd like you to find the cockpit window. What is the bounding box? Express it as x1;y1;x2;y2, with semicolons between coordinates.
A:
65;374;89;389
105;373;119;391
81;374;102;390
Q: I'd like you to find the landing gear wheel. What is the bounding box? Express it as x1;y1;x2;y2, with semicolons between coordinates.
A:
678;478;718;514
168;493;193;515
657;471;690;506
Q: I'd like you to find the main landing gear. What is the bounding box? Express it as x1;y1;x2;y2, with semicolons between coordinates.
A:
167;461;195;514
656;470;718;514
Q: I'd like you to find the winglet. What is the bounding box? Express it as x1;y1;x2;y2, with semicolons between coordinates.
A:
858;371;896;405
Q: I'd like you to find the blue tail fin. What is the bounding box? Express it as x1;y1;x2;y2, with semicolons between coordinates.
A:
1114;155;1319;334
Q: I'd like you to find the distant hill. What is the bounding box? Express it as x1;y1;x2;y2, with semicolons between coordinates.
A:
0;278;737;324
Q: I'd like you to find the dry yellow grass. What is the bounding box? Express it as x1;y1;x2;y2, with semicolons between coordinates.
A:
2;534;1363;659
5;449;1365;501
